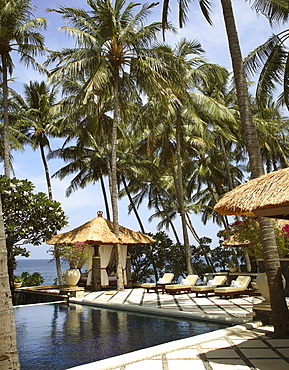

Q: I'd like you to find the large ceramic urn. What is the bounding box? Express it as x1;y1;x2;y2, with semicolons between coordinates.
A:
63;268;81;286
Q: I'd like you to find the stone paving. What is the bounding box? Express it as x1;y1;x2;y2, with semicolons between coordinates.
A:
67;288;289;370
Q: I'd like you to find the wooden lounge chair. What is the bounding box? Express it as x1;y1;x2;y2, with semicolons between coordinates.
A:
165;275;199;294
191;275;227;297
214;275;251;299
141;273;174;293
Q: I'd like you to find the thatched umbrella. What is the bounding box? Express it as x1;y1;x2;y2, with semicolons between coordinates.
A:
214;168;289;219
46;211;155;246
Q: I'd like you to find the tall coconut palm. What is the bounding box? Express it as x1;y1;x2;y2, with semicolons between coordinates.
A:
220;1;289;337
11;81;61;199
47;0;171;290
0;86;29;167
11;81;65;284
252;99;289;172
246;0;289;107
0;0;47;178
162;0;289;336
0;196;20;369
130;54;238;272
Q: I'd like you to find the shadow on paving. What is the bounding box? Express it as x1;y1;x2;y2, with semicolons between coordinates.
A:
198;327;289;370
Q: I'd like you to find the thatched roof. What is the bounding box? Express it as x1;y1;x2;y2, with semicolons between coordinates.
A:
46;212;155;245
222;235;250;247
214;168;289;219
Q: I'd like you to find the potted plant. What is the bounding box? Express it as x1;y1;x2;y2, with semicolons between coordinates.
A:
14;275;23;288
57;242;91;286
228;260;238;273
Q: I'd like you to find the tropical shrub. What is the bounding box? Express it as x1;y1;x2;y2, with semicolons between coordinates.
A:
0;176;69;257
20;271;44;287
129;231;214;283
220;216;289;259
54;242;91;269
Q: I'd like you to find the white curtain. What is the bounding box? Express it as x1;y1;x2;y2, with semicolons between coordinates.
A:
85;246;95;286
99;245;113;286
120;245;127;285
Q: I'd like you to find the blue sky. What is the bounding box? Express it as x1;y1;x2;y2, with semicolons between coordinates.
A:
10;0;285;258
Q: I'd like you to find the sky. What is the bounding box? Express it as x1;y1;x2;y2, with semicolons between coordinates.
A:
9;0;286;259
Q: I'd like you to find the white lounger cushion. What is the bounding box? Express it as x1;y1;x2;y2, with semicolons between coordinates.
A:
214;276;251;294
166;275;199;291
191;275;227;293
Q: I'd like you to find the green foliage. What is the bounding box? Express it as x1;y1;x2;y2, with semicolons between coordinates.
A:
129;231;173;283
129;231;214;283
14;275;22;283
210;245;239;271
0;176;69;254
20;271;44;287
51;242;91;269
220;216;289;259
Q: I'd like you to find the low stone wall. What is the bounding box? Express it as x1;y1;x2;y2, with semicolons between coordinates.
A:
14;287;67;305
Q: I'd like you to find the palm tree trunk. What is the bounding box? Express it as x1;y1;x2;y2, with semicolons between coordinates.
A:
155;194;181;243
219;135;234;190
221;0;289;337
100;117;113;217
39;142;64;284
186;214;216;272
169;219;181;244
100;173;111;221
0;196;20;369
175;110;193;274
1;55;15;298
185;213;200;243
121;175;146;234
111;69;124;291
39;142;53;200
1;54;10;179
244;249;252;272
53;245;64;285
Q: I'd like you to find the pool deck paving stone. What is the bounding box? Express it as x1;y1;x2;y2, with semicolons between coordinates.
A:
67;288;289;370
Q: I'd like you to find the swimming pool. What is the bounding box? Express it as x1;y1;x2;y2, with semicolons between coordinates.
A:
15;303;227;369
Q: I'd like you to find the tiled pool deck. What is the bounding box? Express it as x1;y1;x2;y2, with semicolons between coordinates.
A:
68;288;289;370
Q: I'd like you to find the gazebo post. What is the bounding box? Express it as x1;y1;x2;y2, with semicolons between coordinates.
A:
126;256;132;288
92;256;101;291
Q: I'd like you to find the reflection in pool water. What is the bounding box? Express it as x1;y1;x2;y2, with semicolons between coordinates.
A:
15;303;227;370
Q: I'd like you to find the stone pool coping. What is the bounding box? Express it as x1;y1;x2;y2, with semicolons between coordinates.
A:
70;298;251;325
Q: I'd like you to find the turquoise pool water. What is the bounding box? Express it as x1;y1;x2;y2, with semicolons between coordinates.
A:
15;303;227;369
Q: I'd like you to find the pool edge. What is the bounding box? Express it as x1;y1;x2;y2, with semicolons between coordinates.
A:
69;298;251;325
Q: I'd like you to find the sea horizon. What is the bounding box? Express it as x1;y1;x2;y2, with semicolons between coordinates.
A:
15;258;69;286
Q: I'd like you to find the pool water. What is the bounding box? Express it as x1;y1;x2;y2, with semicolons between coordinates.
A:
15;303;226;369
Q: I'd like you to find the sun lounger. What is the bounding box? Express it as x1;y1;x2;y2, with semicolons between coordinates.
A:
214;275;251;299
141;273;174;293
191;275;227;297
165;275;199;294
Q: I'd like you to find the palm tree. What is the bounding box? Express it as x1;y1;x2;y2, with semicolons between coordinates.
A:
0;86;29;168
0;196;20;369
162;0;289;336
11;81;66;284
0;0;47;178
252;99;289;172
11;81;61;199
127;54;238;272
47;0;170;290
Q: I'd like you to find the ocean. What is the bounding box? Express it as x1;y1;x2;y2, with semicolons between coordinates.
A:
15;259;69;286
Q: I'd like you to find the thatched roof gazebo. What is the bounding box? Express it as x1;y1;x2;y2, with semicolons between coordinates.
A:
214;168;289;219
46;211;155;246
47;211;155;290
